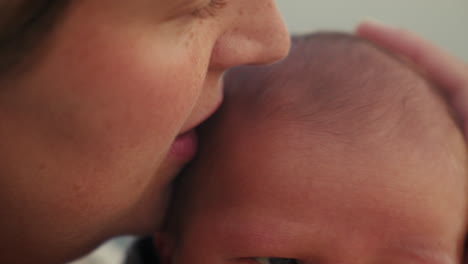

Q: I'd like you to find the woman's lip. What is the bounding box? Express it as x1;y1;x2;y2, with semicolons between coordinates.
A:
168;99;221;162
170;78;224;161
178;78;224;135
169;129;198;162
201;98;223;126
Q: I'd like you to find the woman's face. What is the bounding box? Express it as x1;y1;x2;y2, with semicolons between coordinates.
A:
0;0;289;262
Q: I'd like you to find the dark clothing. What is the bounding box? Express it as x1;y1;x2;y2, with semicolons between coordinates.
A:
125;237;160;264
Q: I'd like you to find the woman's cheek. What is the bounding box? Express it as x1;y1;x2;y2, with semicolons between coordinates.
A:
56;35;203;158
47;12;215;161
14;29;208;219
7;9;217;230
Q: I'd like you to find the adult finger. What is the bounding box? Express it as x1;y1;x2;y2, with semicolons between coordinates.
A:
356;20;468;134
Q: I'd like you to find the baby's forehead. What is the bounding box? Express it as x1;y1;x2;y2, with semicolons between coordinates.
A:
187;126;464;261
221;33;464;177
194;110;459;209
224;37;409;133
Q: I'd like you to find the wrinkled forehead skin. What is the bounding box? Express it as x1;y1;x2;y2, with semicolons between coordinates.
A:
174;102;467;264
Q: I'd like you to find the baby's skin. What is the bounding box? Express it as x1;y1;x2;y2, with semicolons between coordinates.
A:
157;33;467;264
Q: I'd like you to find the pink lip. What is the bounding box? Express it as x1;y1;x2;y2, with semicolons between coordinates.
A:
169;98;223;162
169;79;224;162
169;129;198;162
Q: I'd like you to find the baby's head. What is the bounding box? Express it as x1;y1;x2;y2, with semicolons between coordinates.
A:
159;33;467;264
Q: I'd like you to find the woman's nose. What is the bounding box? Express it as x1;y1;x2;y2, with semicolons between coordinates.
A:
210;0;291;69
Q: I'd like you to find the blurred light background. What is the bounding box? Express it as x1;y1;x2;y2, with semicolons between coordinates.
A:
69;1;468;263
276;0;468;60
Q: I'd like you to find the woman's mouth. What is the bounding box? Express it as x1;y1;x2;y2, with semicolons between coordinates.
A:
169;77;224;162
168;129;198;162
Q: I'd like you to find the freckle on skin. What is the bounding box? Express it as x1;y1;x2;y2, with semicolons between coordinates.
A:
38;163;46;171
184;31;195;48
73;183;83;193
104;121;113;131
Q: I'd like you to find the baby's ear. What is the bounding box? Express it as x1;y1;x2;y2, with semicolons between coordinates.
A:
155;232;175;264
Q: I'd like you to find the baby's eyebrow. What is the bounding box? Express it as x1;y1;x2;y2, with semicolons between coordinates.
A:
215;221;299;257
388;243;455;264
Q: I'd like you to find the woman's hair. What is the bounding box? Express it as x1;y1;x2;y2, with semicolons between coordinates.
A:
0;0;70;77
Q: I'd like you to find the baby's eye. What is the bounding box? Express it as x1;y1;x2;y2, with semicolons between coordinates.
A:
254;257;298;264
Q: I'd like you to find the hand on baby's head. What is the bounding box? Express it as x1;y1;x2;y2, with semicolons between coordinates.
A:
159;33;467;264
